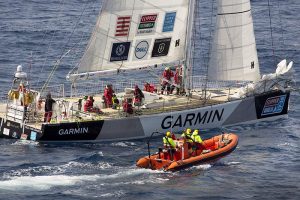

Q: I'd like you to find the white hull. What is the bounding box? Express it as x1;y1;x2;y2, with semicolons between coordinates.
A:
0;90;290;142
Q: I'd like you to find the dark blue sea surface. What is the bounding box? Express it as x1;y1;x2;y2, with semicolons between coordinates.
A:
0;0;299;199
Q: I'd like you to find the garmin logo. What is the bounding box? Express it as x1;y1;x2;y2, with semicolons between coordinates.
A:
59;127;89;135
161;109;224;129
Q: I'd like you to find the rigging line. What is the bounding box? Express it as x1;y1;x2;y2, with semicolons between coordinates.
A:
192;0;201;91
73;0;107;76
70;0;99;71
204;0;215;102
277;0;286;57
31;0;65;82
267;0;276;66
37;0;66;86
41;0;92;93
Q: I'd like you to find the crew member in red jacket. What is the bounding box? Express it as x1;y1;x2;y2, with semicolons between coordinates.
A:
171;66;182;95
161;67;174;95
104;85;114;108
84;96;94;112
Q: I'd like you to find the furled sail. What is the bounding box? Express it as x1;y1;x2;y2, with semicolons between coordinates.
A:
208;0;260;82
67;0;190;81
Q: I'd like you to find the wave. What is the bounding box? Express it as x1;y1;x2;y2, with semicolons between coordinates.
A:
111;142;137;147
2;161;112;178
0;174;100;191
10;140;40;146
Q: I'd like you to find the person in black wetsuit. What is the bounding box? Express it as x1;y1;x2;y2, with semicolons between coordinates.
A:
44;92;56;123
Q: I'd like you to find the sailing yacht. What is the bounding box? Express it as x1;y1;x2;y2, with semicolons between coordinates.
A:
0;0;294;141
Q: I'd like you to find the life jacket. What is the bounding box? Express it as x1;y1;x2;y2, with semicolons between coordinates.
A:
181;132;193;143
163;136;176;148
174;71;182;84
191;134;203;143
84;99;93;112
123;102;133;114
163;70;174;81
112;96;119;105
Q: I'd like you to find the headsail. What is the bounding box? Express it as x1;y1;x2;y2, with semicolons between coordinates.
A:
67;0;190;81
208;0;260;82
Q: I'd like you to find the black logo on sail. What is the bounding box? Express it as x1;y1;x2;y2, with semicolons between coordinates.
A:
110;42;131;62
151;38;171;57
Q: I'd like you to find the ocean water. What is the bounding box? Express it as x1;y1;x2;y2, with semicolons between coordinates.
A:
0;0;299;199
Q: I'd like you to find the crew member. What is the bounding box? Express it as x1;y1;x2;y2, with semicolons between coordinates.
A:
171;67;182;95
191;129;203;150
144;82;156;93
18;83;26;106
84;96;94;112
144;82;151;92
123;98;133;114
44;92;56;123
134;85;144;106
163;131;176;149
112;94;120;109
163;131;177;160
104;84;114;108
161;67;174;95
181;128;193;143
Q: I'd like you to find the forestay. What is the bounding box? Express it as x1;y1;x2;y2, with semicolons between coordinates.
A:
208;0;260;82
67;0;190;81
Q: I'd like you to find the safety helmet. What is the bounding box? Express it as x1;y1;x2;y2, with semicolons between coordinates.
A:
166;131;171;137
165;67;170;71
186;128;192;134
193;130;199;135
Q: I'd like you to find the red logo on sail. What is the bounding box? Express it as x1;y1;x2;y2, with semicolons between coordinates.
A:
115;16;131;37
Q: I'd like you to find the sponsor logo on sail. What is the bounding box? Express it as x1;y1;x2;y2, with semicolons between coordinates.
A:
115;16;131;37
161;108;225;129
116;44;126;56
261;95;286;116
59;127;89;135
163;12;176;32
137;14;158;35
135;40;149;59
12;132;18;138
30;131;37;141
110;42;131;62
152;38;171;57
3;128;10;136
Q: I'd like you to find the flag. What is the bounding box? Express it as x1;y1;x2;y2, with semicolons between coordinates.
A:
115;16;131;37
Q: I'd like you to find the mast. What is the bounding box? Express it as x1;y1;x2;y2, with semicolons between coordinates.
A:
183;0;196;95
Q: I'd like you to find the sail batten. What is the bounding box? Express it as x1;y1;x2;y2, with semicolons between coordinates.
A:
208;0;260;82
68;0;190;81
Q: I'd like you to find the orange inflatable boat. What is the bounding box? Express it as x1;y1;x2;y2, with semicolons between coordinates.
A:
136;133;238;171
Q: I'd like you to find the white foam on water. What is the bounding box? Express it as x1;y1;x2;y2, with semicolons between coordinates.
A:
277;142;298;148
98;151;104;156
192;164;212;170
0;175;100;191
63;161;112;170
11;140;39;146
99;190;125;198
2;161;112;178
111;142;136;147
226;161;241;166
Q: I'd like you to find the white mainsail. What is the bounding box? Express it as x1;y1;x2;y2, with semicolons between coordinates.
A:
67;0;190;81
208;0;260;82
